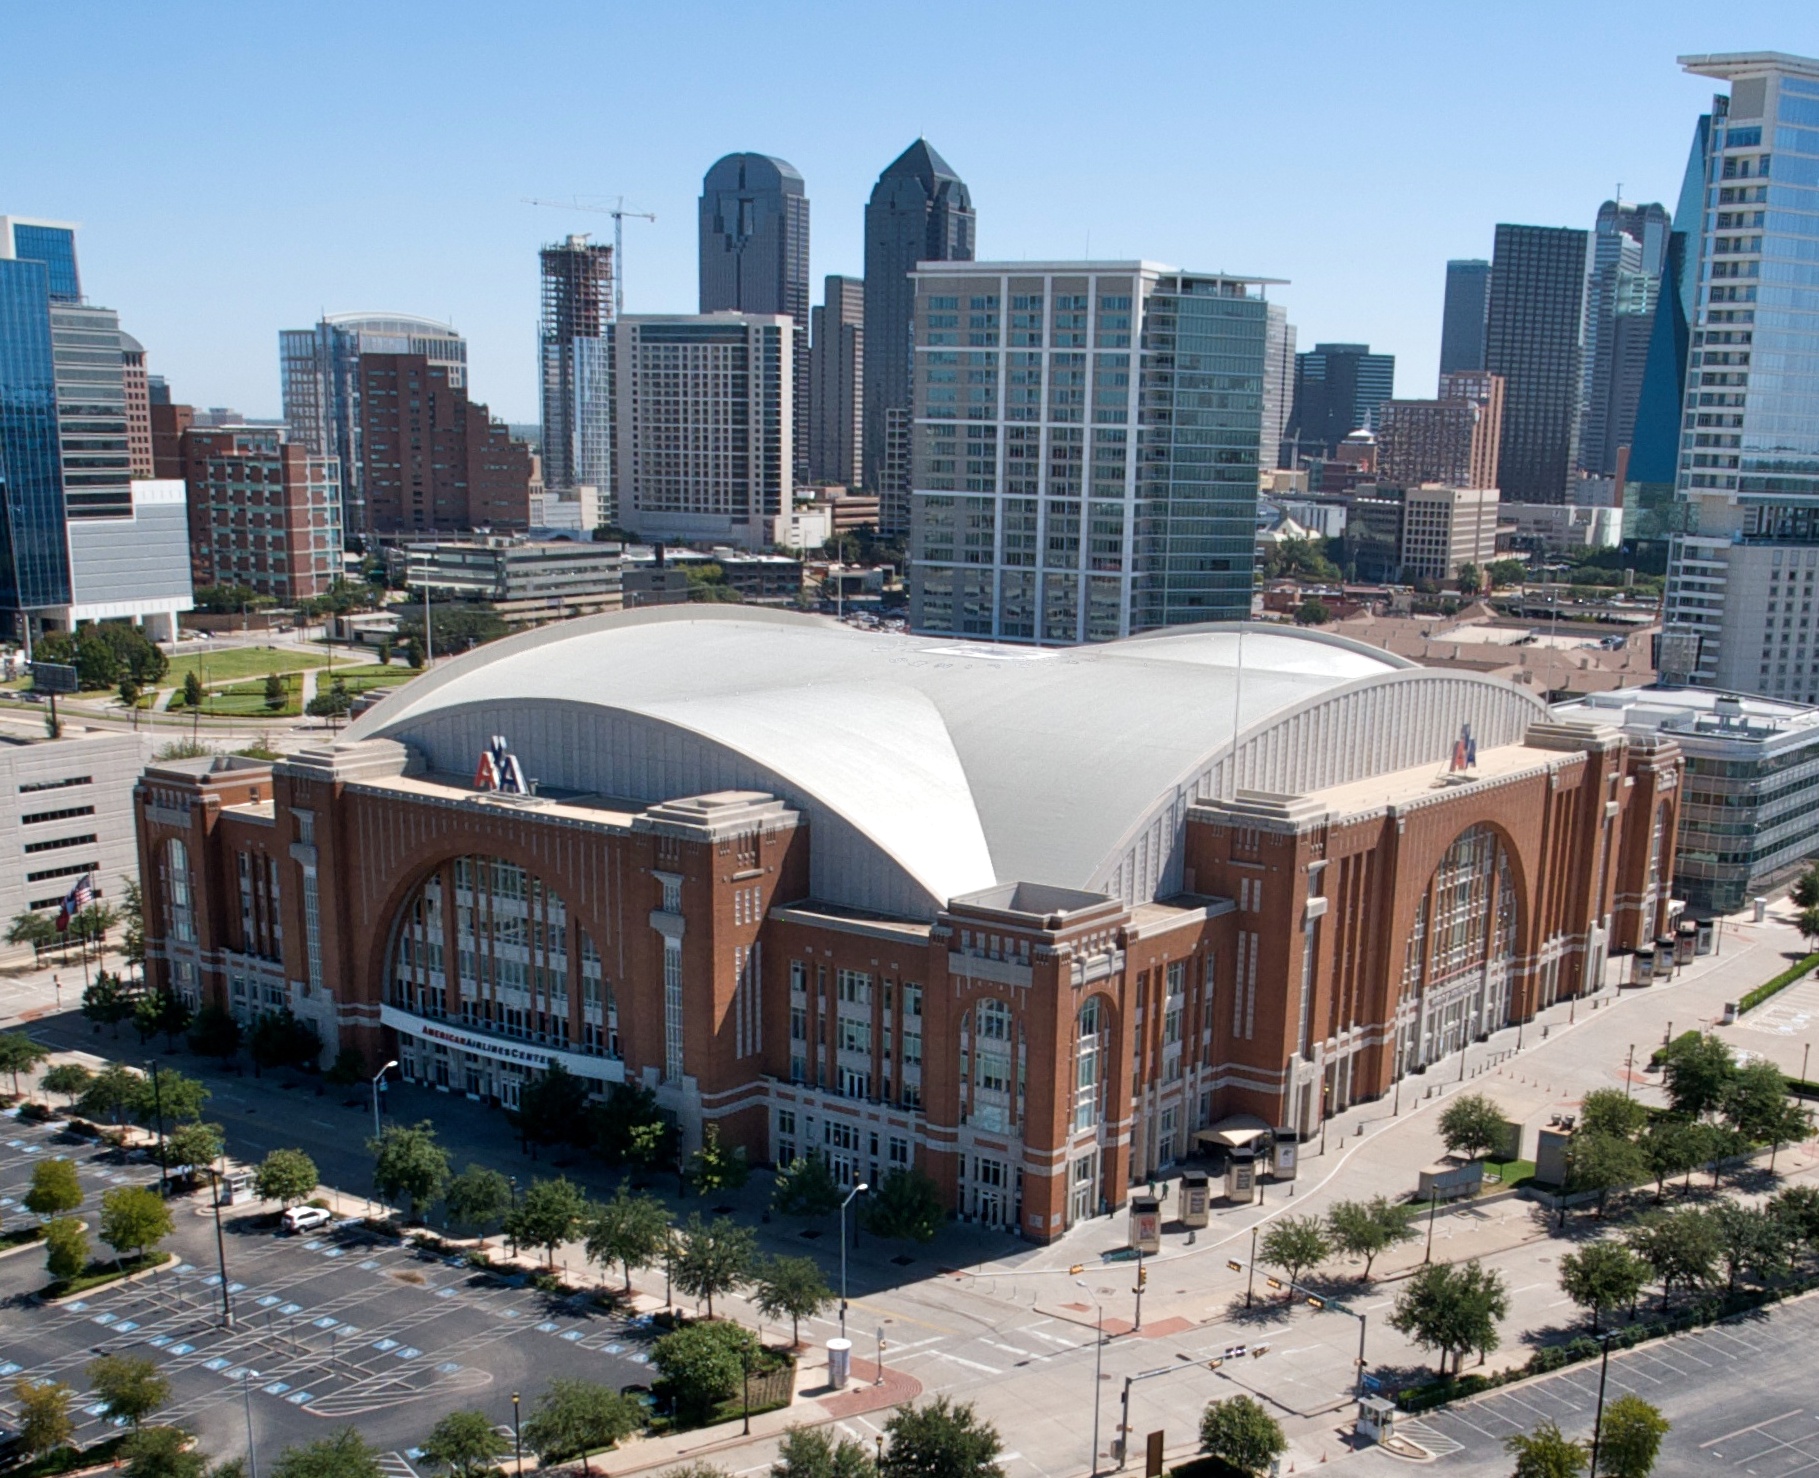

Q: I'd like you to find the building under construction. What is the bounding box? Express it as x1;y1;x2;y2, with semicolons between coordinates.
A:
539;236;613;499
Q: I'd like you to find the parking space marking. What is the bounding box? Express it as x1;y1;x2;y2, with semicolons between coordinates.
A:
1704;1411;1808;1449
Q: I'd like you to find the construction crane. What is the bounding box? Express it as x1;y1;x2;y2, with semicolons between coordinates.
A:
522;196;656;318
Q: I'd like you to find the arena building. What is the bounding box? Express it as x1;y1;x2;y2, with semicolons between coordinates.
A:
136;608;1680;1240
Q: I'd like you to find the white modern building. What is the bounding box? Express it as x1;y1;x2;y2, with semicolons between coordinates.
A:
611;314;793;550
905;261;1278;644
52;479;195;640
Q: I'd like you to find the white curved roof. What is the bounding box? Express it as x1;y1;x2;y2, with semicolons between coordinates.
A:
351;608;1542;916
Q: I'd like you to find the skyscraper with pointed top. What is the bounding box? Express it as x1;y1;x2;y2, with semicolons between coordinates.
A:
700;153;810;485
863;140;975;531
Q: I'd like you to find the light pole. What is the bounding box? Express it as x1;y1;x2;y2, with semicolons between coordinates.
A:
1625;1044;1636;1099
1424;1189;1439;1263
211;1156;235;1329
512;1392;523;1477
838;1181;869;1339
371;1059;398;1142
1587;1332;1616;1478
1075;1278;1106;1476
149;1060;169;1196
1245;1224;1259;1308
241;1369;260;1478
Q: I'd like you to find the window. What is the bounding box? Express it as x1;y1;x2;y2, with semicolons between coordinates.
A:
837;969;871;1006
658;872;682;913
1075;996;1104;1132
163;838;195;944
839;1017;870;1054
664;939;685;1080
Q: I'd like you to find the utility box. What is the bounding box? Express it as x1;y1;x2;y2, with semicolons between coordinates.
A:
1356;1396;1398;1444
1675;921;1697;966
1696;919;1715;956
1178;1170;1210;1228
1652;936;1676;978
1225;1148;1258;1203
1417;1155;1482;1202
1270;1131;1298;1180
1535;1128;1571;1187
827;1338;852;1389
1629;952;1653;985
1128;1195;1161;1253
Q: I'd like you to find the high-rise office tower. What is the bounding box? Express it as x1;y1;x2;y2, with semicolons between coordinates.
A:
700;154;809;484
1439;260;1492;373
1485;224;1588;503
863;140;975;531
1377;385;1504;491
1260;304;1297;471
611;314;793;550
120;332;153;479
1579;200;1672;477
1438;371;1506;491
810;275;864;486
1285;343;1394;463
1660;52;1819;700
538;236;614;502
280;313;467;536
907;262;1274;643
359;355;534;535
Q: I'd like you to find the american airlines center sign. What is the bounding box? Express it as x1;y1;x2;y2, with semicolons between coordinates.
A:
381;1005;626;1084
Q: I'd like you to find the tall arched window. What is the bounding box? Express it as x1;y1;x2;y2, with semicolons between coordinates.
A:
972;999;1013;1133
162;838;195;944
1403;825;1519;1069
387;855;613;1058
1074;996;1105;1132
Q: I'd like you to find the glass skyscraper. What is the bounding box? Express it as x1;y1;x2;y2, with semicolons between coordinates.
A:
536;238;613;498
1661;53;1819;699
907;261;1275;644
1485;223;1589;503
1439;260;1491;375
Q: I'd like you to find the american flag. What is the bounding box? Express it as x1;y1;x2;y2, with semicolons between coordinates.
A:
56;872;95;933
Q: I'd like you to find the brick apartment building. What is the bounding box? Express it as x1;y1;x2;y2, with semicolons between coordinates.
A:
136;609;1678;1240
359;353;534;536
182;426;343;601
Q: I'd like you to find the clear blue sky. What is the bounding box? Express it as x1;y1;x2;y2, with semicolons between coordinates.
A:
6;1;1813;425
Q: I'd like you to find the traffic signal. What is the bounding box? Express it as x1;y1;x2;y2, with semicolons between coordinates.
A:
1070;1264;1084;1275
1226;1259;1243;1273
1265;1276;1283;1290
1207;1358;1224;1371
1251;1343;1271;1357
1306;1294;1326;1310
1138;1267;1148;1287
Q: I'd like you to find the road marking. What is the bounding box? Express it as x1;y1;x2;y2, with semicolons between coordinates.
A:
1704;1411;1806;1448
982;1340;1035;1357
931;1352;1003;1375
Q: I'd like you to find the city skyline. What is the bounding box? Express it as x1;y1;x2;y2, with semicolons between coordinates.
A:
5;1;1790;425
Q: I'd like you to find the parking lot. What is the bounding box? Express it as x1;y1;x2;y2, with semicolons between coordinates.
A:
1372;1294;1819;1478
0;1113;658;1470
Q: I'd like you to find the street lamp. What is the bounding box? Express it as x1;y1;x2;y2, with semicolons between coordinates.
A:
1587;1330;1619;1478
839;1182;869;1339
1075;1278;1106;1476
241;1369;261;1478
371;1060;399;1141
512;1392;523;1477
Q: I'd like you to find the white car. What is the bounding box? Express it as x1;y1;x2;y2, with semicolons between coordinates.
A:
282;1205;332;1234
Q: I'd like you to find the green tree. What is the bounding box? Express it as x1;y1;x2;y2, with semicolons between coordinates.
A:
587;1080;673;1167
0;1030;49;1096
670;1212;756;1316
1505;1421;1588;1478
1388;1258;1510;1375
270;1429;385;1478
880;1397;1005;1478
76;1063;141;1123
263;672;287;711
188;1003;243;1063
120;877;146;973
1640;1118;1710;1201
1259;1214;1331;1298
1294;597;1332;626
1724;1058;1810;1151
159;1121;225;1172
754;1254;833;1347
404;635;425;670
444;1164;512;1245
1794;864;1819;911
182;670;205;709
1799;907;1819;952
420;1409;509;1478
503;1175;588;1267
25;1156;83;1219
1197;1395;1286;1477
1579;1089;1650;1142
513;1061;592;1147
772;1152;844;1217
1661;1033;1736;1120
324;1046;369;1086
1437;1092;1508;1160
650;1319;762;1425
255;1148;319;1208
86;1354;170;1429
6;909;58;965
305;675;352;723
1558;1242;1649;1330
100;1184;173;1264
1564;1131;1648;1217
1711;1202;1789;1293
14;1377;75;1459
773;1425;877;1478
248;1008;320;1073
862;1167;944;1242
1625;1208;1721;1305
80;973;133;1037
1327;1196;1419;1280
585;1183;673;1291
132;1067;210;1127
1487;559;1529;590
1770;1183;1819;1258
118;676;142;713
520;1379;645;1475
120;1426;209;1478
685;1123;750;1195
369;1120;450;1220
44;1217;88;1280
42;1061;93;1107
1598;1395;1670;1478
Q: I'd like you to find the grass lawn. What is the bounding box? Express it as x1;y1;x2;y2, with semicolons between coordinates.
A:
1484;1157;1536;1187
165;646;329;686
333;663;420;694
42;1249;174;1300
197;678;302;718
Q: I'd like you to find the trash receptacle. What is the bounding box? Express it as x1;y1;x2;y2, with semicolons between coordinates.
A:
1270;1131;1299;1180
1128;1195;1161;1253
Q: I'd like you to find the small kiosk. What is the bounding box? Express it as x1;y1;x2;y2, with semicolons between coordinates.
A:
1224;1147;1258;1204
1178;1170;1210;1228
1128;1195;1161;1253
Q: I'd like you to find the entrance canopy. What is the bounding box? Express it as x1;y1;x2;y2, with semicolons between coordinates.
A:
1195;1114;1272;1149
